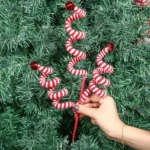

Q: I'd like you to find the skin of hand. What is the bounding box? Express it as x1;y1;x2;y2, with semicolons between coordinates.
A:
77;94;124;138
76;95;150;150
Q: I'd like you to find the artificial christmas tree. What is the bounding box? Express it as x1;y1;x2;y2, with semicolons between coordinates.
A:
0;0;150;150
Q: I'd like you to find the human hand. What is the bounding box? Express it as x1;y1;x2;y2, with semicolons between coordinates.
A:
76;95;124;138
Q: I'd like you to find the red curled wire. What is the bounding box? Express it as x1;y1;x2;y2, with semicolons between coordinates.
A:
65;1;87;90
65;1;88;141
80;43;114;103
30;61;75;109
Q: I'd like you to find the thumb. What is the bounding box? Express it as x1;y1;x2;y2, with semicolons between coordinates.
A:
77;105;98;119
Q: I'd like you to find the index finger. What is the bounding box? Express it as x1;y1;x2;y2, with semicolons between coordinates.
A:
85;94;102;103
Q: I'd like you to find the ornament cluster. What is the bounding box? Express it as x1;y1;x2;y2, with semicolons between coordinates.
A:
30;1;115;141
30;1;114;110
30;0;149;141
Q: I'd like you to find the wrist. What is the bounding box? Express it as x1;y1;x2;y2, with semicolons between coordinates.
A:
107;120;125;140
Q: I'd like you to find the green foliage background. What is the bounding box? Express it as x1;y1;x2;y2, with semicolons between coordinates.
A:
0;0;150;149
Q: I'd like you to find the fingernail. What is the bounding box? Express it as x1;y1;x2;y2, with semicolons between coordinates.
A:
73;105;79;112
